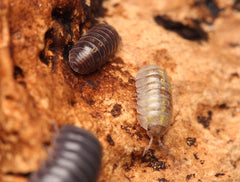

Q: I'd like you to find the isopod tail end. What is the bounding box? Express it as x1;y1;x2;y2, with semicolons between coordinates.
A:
69;61;80;73
142;136;153;156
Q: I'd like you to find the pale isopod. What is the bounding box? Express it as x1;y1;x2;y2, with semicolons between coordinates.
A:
135;65;172;155
29;125;102;182
69;23;121;74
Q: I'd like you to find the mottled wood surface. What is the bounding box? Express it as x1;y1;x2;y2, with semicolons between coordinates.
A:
0;0;240;181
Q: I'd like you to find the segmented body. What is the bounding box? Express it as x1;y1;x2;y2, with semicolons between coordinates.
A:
29;125;102;182
135;65;172;153
69;23;121;74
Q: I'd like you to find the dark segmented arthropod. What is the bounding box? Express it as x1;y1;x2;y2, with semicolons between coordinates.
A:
69;23;121;74
135;65;172;155
29;125;102;182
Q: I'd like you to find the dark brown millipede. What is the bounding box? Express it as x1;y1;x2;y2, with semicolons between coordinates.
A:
28;125;102;182
135;65;172;155
69;23;121;74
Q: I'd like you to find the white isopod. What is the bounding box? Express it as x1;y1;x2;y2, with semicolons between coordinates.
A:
135;65;172;155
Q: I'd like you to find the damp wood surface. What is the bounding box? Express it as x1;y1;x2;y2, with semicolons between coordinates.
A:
0;0;240;182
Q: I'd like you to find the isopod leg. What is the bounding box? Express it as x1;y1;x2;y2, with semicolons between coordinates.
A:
94;18;108;24
131;93;137;100
129;76;136;81
158;138;173;158
51;120;59;133
49;120;59;147
131;93;137;96
142;135;153;156
128;105;137;109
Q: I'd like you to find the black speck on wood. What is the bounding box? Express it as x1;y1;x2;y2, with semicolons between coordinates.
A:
186;137;196;146
107;134;115;146
111;104;122;117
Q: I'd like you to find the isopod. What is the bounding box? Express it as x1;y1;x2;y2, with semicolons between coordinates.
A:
29;125;102;182
135;65;172;155
69;23;121;74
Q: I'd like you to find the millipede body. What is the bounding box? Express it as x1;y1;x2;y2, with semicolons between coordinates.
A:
69;23;121;74
29;125;102;182
135;65;172;154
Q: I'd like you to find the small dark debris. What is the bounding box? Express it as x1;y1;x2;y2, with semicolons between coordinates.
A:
231;72;239;78
158;178;169;182
5;95;14;100
63;41;73;60
111;104;122;117
186;174;195;180
186;137;196;146
193;153;199;160
135;132;143;140
148;160;166;171
112;163;118;173
130;152;135;167
142;149;155;163
121;125;131;134
81;94;95;106
89;0;105;17
70;100;76;106
86;80;96;86
13;66;24;79
128;77;135;84
39;29;55;66
231;161;237;168
107;134;115;146
197;111;212;128
86;99;95;105
121;125;127;130
193;0;221;24
51;7;73;28
18;81;26;88
205;0;220;18
6;172;31;178
215;173;225;177
122;153;135;172
124;174;132;182
200;160;205;165
230;72;239;82
229;42;240;47
208;111;212;118
154;15;208;41
142;149;166;171
216;129;221;133
123;163;131;172
219;103;227;109
233;0;240;11
90;112;102;118
227;139;233;143
113;3;119;7
86;80;97;89
39;49;51;66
